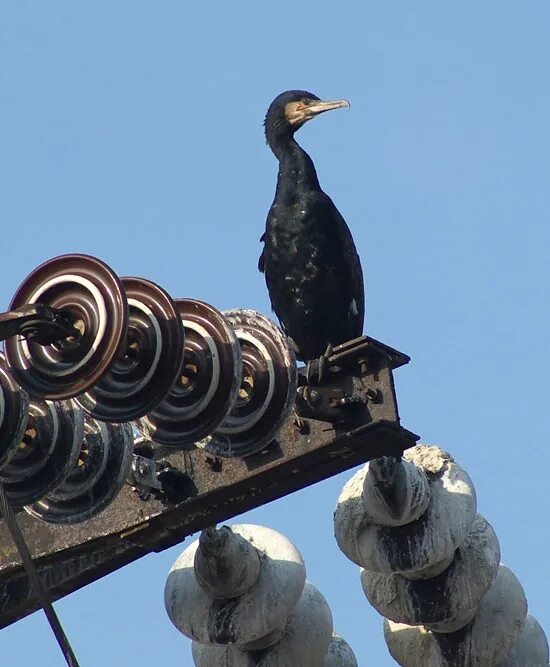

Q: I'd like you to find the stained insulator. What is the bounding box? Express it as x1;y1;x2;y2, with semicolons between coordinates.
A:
191;582;333;667
383;564;528;666
4;254;128;400
323;633;358;667
500;614;549;666
334;446;477;577
165;524;306;649
26;415;133;523
360;513;500;632
0;399;84;507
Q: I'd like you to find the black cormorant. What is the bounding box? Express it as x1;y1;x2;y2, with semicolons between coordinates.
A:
259;90;364;380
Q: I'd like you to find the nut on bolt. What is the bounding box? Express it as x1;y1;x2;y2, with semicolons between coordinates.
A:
297;385;322;407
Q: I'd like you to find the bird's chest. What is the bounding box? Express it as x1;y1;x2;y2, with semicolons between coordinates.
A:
266;201;334;275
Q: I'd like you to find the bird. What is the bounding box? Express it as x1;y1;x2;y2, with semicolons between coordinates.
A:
258;90;364;382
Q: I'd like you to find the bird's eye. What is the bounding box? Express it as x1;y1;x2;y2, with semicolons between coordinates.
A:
301;98;310;105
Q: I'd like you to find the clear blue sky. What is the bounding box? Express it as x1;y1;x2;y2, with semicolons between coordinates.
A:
1;2;549;665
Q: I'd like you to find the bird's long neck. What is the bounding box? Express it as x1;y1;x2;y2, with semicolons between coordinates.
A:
273;136;320;195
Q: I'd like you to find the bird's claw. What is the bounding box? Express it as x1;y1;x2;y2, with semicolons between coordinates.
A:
305;344;334;385
293;408;310;434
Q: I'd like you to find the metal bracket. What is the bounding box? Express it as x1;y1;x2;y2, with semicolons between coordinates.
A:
0;333;417;629
295;335;408;422
0;305;78;345
324;335;409;372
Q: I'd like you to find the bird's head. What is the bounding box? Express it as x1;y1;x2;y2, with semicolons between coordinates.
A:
264;90;349;150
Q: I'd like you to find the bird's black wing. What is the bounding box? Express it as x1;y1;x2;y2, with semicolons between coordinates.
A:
258;230;266;273
318;192;365;332
258;203;292;337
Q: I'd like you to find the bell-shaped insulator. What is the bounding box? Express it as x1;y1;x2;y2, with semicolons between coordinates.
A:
323;633;358;667
361;513;500;632
165;524;306;649
500;614;549;666
335;445;477;577
383;564;528;666
191;582;333;667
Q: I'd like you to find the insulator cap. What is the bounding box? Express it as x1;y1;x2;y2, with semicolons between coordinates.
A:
362;456;430;527
194;526;261;600
165;524;306;649
335;445;477;575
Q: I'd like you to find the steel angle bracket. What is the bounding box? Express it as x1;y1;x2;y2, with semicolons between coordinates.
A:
0;335;418;629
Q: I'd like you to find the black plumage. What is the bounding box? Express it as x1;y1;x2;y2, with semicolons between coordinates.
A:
259;90;364;366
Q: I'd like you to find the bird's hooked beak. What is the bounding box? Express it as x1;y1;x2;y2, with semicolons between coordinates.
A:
306;99;350;118
286;98;350;127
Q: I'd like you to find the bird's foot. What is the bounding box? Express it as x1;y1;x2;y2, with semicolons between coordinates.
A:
293;408;310;434
305;343;334;385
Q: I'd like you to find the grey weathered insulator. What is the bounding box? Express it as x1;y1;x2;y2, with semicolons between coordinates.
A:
499;614;549;666
191;582;333;667
323;632;358;667
361;513;500;633
362;456;430;527
165;524;306;649
384;564;528;666
194;526;261;599
334;445;477;576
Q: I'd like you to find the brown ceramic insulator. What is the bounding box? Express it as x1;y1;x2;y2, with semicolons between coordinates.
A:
136;299;242;448
0;398;84;508
4;254;128;400
75;277;185;423
0;353;29;470
201;309;297;458
26;416;134;524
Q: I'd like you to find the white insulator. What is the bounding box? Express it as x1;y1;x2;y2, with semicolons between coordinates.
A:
362;456;430;526
384;564;528;666
361;513;500;632
194;526;261;599
191;582;333;667
324;632;359;667
165;524;306;649
499;614;549;666
334;445;477;575
191;643;249;667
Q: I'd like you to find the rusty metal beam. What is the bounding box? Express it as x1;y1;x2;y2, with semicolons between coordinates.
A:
0;336;418;629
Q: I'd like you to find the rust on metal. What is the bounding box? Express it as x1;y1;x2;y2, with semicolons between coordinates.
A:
0;335;418;630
